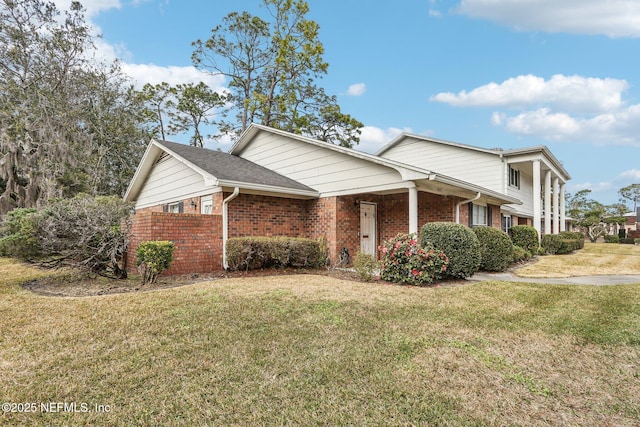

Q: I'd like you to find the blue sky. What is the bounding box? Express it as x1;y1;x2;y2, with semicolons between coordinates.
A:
58;0;640;206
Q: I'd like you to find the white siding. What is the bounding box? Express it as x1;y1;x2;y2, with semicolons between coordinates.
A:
381;138;503;192
239;133;403;194
136;154;212;208
506;169;534;217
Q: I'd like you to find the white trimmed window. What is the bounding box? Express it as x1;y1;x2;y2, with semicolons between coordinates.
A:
502;214;512;233
201;196;213;214
472;204;488;226
167;202;181;213
509;166;520;189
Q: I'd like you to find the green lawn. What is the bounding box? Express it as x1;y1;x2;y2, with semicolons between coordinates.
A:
1;258;639;426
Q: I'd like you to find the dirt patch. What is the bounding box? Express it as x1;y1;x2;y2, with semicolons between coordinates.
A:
21;267;469;298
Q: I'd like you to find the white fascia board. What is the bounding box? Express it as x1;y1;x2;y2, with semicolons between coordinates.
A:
320;182;419;198
217;180;319;199
134;187;223;210
124;142;161;201
433;174;522;205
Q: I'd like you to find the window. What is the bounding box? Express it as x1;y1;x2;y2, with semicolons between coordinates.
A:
472;204;488;226
163;201;184;213
502;214;512;233
167;202;181;213
509;166;520;189
201;196;213;214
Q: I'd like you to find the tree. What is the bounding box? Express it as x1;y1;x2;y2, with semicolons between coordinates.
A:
619;184;640;212
566;189;607;242
140;82;175;140
0;0;148;213
192;0;362;147
168;82;227;147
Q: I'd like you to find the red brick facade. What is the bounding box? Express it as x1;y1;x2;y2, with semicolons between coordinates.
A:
127;191;506;275
127;211;223;275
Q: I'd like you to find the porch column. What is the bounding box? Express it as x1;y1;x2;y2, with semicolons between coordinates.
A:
544;170;551;236
553;176;560;234
560;183;566;232
408;184;418;234
532;160;541;237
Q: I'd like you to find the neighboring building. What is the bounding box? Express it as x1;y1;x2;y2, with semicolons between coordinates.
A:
376;133;571;236
124;124;521;274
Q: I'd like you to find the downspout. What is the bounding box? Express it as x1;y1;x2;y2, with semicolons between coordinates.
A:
222;187;240;270
456;192;481;224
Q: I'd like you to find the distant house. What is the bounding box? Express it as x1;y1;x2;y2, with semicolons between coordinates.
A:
124;124;522;274
376;133;571;236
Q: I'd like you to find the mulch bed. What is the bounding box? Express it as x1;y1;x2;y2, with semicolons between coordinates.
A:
20;266;471;298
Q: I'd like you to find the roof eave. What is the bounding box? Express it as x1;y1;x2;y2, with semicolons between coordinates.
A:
217;179;319;199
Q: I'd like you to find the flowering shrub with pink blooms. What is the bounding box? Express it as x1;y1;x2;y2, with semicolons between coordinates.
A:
378;233;448;286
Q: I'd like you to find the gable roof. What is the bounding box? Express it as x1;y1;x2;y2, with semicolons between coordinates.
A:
377;133;571;180
230;124;521;206
124;139;318;202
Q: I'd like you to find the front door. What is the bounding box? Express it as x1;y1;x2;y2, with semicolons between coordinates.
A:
360;203;377;257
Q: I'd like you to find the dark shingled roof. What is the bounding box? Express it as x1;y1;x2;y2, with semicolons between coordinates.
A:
155;140;315;193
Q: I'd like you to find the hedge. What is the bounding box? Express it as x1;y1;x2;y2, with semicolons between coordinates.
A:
420;222;480;279
541;234;583;255
378;233;448;286
226;236;327;271
509;225;539;254
472;226;515;271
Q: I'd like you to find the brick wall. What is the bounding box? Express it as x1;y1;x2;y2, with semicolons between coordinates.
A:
127;211;223;275
306;197;337;260
227;193;308;238
129;190;507;273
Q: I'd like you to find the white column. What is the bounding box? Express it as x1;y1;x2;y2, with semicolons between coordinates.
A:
544;170;551;236
408;185;418;234
553;176;560;234
560;183;566;232
532;160;541;237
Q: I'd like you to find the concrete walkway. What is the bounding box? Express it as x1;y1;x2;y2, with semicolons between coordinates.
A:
468;271;640;285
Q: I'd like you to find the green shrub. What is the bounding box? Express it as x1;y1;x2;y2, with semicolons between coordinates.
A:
541;234;581;255
559;231;585;249
0;208;41;259
509;225;539;254
604;235;619;243
472;226;515;271
136;240;175;285
353;252;379;282
226;236;327;271
0;195;133;277
620;238;637;245
379;233;448;286
512;245;532;263
420;222;480;279
541;235;563;255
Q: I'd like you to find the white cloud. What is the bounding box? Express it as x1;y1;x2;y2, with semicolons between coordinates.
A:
493;105;640;146
433;74;640;146
456;0;640;38
356;126;413;153
431;74;628;113
52;0;122;19
121;63;226;90
346;83;366;96
619;169;640;180
571;181;615;194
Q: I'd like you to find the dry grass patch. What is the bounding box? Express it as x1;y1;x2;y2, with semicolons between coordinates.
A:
1;259;639;426
516;242;640;277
